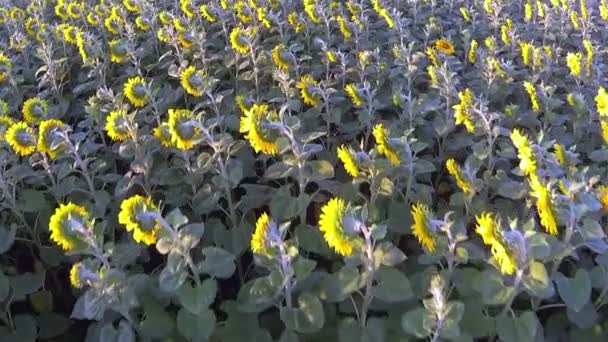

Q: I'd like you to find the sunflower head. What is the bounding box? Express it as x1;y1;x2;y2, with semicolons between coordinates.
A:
178;31;196;49
123;0;141;13
105;109;131;142
22;97;48;124
109;39;129;63
200;4;218;23
475;212;498;245
345;83;364;107
596;87;608;117
124;76;148;107
0;52;11;82
296;74;321;107
373;123;401;166
337;145;360;177
38;119;68;159
153;122;174;148
410;203;437;252
104;10;124;35
271;44;290;71
435;38;455;55
135;15;152;31
230;26;254;54
6;121;36;156
236;95;254;114
118;195;161;245
0;115;14;142
251;212;277;257
598;185;608;210
180;66;207;97
67;2;84;19
239;103;279;155
49;203;92;252
69;263;84;288
168;109;202;150
318;198;361;256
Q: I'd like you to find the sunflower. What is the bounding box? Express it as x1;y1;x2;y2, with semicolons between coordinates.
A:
0;52;13;82
109;39;129;63
104;9;124;35
0;115;15;142
118;195;161;245
200;4;218;23
335;15;352;40
49;203;92;252
25;17;40;37
180;0;197;18
553;143;567;167
345;83;363;107
523;81;541;111
453;88;475;133
287;12;304;32
38;119;67;159
153;122;174;148
296;74;321;107
304;0;321;24
168;109;202;150
123;0;141;13
510;128;537;177
529;176;558;236
271;44;290;71
76;32;96;63
598;185;608;210
373;123;400;166
475;212;498;245
318;198;360;256
62;24;80;45
235;1;253;23
9;8;24;21
566;52;583;77
490;240;516;275
87;12;100;25
337;145;360;177
236;95;253;114
445;159;473;195
6;121;36;156
158;11;173;25
0;8;8;24
239;103;279;155
435;38;455;55
105;109;131;141
124;76;148;107
157;27;172;43
178;31;195;49
595;87;608;117
230;26;253;54
69;263;84;288
180;66;206;96
251;212;276;257
410;203;437;252
135;16;152;31
67;2;84;19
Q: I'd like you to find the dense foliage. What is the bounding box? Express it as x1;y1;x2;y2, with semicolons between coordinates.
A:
0;0;608;341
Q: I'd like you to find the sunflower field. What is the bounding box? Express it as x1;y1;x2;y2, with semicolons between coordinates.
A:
1;0;608;340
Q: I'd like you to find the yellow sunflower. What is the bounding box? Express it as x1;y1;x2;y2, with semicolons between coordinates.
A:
69;263;84;288
318;198;360;256
6;121;36;156
296;74;321;107
287;12;304;32
76;32;96;63
104;9;124;35
337;145;360;177
491;240;516;275
529;176;558;236
0;52;11;82
598;185;608;210
373;123;400;166
510;128;537;177
153;122;174;148
239;103;279;155
135;16;152;31
178;31;195;49
167;108;202;150
124;76;148;108
230;26;254;54
0;115;15;142
200;4;218;23
251;212;275;257
67;2;84;19
180;66;206;97
38;119;67;159
105;109;130;141
62;24;80;45
235;1;253;23
345;83;364;107
236;95;253;114
475;212;498;245
109;39;129;63
410;203;437;252
453;88;475;133
435;38;455;55
445;158;474;195
271;44;290;71
596;87;608;117
118;195;161;245
123;0;141;13
49;203;92;252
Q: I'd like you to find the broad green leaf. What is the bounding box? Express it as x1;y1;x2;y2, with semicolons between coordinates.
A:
496;311;540;342
373;267;413;302
555;269;591;313
200;247;236;279
177;308;216;341
280;293;325;333
523;261;550;297
401;307;433;338
177;278;217;315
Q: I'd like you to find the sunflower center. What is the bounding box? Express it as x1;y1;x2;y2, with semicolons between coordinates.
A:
133;84;146;98
16;130;35;145
177;120;196;139
136;211;157;231
188;74;203;88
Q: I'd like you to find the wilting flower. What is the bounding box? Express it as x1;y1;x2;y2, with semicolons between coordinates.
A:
153;122;173;148
296;74;321;107
287;12;305;32
345;83;364;107
453;88;475;133
124;76;148;107
511;128;537;177
523;81;540;111
595;87;608;116
168;109;202;150
529;176;558;235
118;195;161;245
105;110;131;142
22;97;48;124
337;145;360;177
373;123;400;166
319;198;360;256
230;26;254;54
49;203;92;251
475;212;498;245
38;119;67;159
271;44;290;71
410;203;437;252
446;159;473;194
435;38;455;55
180;66;206;97
566;52;583;77
239;103;279;155
6;121;36;156
251;212;276;257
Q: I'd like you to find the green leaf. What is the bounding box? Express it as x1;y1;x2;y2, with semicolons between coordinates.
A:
37;313;72;339
237;276;279;313
401;307;433;338
280;293;325;333
14;314;37;342
293;257;316;281
0;271;9;301
523;261;551;297
496;311;540;342
303;160;334;181
166;208;189;228
320;266;361;302
555;269;591;313
264;162;294;179
373;267;413;302
472;270;516;305
177;308;216;341
159;252;188;293
139;299;175;339
29;290;53;313
18;189;49;212
0;224;16;254
200;247;236;279
177;278;217;315
374;242;407;267
10;272;45;301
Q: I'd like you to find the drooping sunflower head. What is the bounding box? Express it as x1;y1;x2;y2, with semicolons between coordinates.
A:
410;203;437;252
123;0;141;13
38;119;68;159
230;26;254;55
318;198;361;256
373;123;401;166
235;1;253;23
153;122;174;148
435;38;455;55
105;109;131;142
67;2;84;19
0;115;14;142
104;9;124;35
25;17;40;37
596;87;608;117
510;128;537;177
271;44;290;71
337;145;360;177
6;121;36;156
69;262;84;288
287;12;305;32
251;212;277;257
178;31;196;49
62;24;80;45
0;52;12;82
124;76;148;107
76;31;98;63
296;74;321;107
118;195;161;245
345;83;364;107
135;15;152;31
200;4;218;23
180;66;207;97
445;158;474;195
475;212;498;245
49;203;92;252
22;97;48;124
109;39;129;63
239;103;279;155
168;108;202;150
